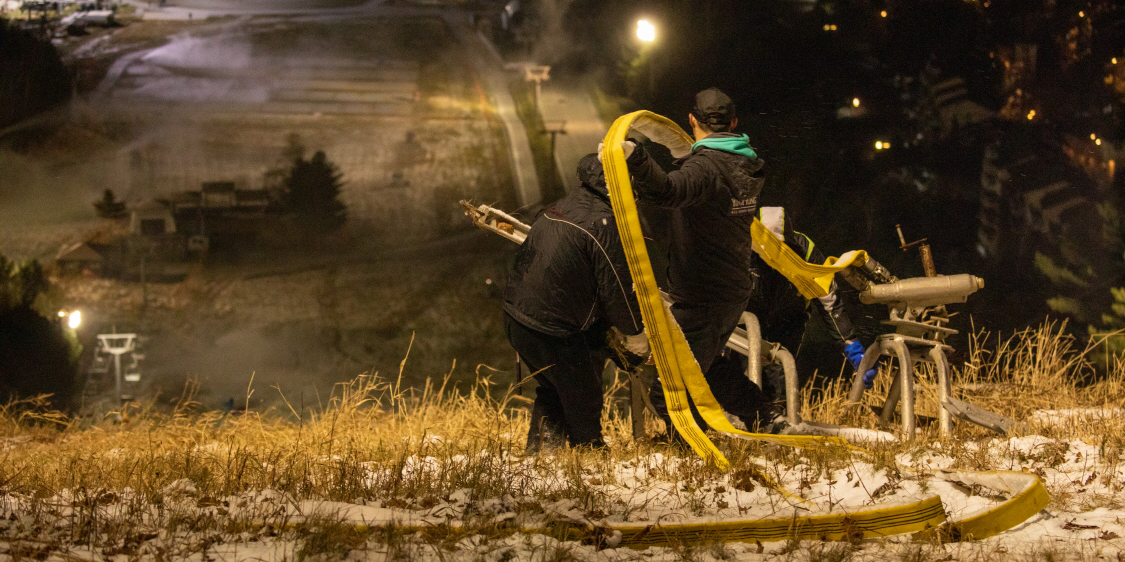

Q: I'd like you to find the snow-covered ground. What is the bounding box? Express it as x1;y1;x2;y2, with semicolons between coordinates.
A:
4;418;1124;562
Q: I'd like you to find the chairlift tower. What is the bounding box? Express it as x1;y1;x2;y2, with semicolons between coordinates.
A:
96;333;137;407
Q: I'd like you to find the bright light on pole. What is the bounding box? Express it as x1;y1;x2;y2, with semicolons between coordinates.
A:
637;19;656;43
68;310;81;329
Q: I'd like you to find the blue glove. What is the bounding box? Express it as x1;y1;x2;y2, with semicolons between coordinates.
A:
845;340;879;389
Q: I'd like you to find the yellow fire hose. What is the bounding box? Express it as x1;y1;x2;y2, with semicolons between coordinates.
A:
596;110;1049;544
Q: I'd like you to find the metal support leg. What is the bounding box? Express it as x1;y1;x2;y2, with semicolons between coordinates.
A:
630;370;645;440
878;339;915;438
773;347;800;425
741;313;762;387
848;341;884;404
880;369;900;429
930;345;953;437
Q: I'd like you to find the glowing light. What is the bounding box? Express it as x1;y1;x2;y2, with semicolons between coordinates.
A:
1027;110;1036;120
823;24;838;31
852;98;860;107
1092;133;1098;140
58;310;66;317
880;10;887;17
1079;10;1084;17
1114;58;1119;64
68;310;81;329
636;19;656;42
875;141;890;150
1096;139;1103;146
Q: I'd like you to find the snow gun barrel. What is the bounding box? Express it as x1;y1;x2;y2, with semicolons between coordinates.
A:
859;274;985;309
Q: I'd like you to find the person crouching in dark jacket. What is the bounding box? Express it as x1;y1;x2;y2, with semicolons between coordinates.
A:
503;153;649;453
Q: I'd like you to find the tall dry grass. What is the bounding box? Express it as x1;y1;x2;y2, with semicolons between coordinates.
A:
0;320;1121;559
800;319;1125;447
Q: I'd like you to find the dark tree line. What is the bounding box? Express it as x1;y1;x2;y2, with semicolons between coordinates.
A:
0;19;72;132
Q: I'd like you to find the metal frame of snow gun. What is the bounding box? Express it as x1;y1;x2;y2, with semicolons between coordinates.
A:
725;312;801;426
840;254;1022;437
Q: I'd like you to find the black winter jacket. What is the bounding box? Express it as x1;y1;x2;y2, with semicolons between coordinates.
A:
627;133;765;306
503;183;644;339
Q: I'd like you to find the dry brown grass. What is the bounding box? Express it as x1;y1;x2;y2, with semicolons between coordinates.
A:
0;320;1121;559
800;320;1125;447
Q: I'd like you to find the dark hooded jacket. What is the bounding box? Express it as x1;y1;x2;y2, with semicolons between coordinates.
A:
502;158;644;339
627;133;765;306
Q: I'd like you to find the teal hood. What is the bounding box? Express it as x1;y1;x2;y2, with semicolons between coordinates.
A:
692;134;758;160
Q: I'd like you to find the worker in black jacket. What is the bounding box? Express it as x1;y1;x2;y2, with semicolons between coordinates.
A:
619;88;768;431
503;153;649;452
707;207;869;423
749;207;856;354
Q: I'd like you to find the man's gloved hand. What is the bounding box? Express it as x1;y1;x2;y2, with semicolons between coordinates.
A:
844;340;879;389
623;330;649;356
596;141;637;162
608;328;650;371
621;140;636;160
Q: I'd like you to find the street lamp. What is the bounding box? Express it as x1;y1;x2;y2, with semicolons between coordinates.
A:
634;19;657;100
636;19;655;43
58;309;82;329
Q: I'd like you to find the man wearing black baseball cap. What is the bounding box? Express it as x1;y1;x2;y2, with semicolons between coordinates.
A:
621;87;769;433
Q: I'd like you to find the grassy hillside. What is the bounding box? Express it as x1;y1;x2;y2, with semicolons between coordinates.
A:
0;321;1123;561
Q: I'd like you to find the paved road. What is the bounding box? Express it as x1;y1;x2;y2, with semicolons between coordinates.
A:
537;79;608;192
447;20;541;208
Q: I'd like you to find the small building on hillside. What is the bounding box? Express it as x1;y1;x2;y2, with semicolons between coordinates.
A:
130;200;176;236
55;242;104;276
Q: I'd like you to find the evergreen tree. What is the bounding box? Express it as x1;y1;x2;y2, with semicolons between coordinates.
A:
93;189;128;219
0;256;80;410
284;150;346;234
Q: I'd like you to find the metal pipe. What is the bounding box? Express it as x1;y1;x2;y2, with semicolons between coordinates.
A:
860;274;984;308
884;339;916;438
741;313;762;387
630;369;645;439
113;353;122;407
880;368;900;429
848;341;884;404
919;244;937;277
773;347;800;425
879;339;914;436
930;345;953;436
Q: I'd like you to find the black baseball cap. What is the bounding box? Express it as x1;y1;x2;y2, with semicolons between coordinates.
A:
692;87;736;127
